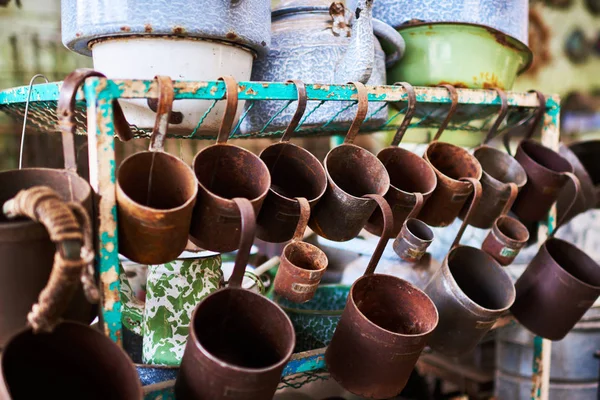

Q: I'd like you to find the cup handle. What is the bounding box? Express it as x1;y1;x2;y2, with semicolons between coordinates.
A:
215;76;239;145
406;192;424;221
242;271;266;294
148;76;174;152
551;171;581;237
503;90;545;156
280;80;307;143
389;82;416;147
363;194;393;276
343;82;369;145
228;198;256;288
3;186;89;333
291;197;311;242
431;84;459;143
500;182;519;217
481;88;508;146
451;178;483;249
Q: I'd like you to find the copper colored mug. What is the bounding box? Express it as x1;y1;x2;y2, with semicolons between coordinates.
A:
189;76;271;252
177;198;295;400
273;197;328;303
481;215;529;266
419;85;483;227
309;82;391;241
326;196;439;399
366;82;437;238
117;76;197;264
0;322;142;399
256;80;327;243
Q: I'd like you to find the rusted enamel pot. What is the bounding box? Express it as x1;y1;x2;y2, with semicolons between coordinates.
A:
424;246;515;356
189;77;271;252
273;198;329;303
309;82;391;241
366;82;437;237
0;69;118;346
326;194;439;399
482;215;529;266
557;141;599;224
393;218;434;263
0;322;142;399
117;76;197;264
463;146;526;229
177;198;295;400
256;81;327;243
511;238;600;340
511;139;578;222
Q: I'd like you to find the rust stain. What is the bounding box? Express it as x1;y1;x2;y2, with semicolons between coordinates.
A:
226;32;238;40
246;88;257;96
144;24;153;33
124;80;152;97
120;26;131;32
313;84;330;91
209;85;218;95
100;266;119;311
176;81;208;94
172;26;186;35
75;32;82;38
261;41;267;47
239;84;246;91
485;26;521;52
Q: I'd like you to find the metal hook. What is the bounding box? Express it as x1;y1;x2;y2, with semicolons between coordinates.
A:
431;84;459;143
390;82;417;147
481;88;509;145
19;74;49;169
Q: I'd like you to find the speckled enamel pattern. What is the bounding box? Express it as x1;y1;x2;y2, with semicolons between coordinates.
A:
275;285;349;352
120;255;223;366
61;0;271;56
346;0;529;44
241;0;391;133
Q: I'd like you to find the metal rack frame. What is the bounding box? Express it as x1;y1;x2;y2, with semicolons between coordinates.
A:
0;79;560;400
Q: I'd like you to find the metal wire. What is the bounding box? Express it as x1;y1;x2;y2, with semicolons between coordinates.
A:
277;370;330;390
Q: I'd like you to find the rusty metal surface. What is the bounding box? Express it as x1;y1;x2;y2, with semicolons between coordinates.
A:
511;238;600;340
0;322;142;399
424;246;515;356
393;217;434;263
465;145;526;229
420;142;482;227
512;139;576;222
177;197;295;400
189;77;271;252
482;215;529;266
325;275;438;398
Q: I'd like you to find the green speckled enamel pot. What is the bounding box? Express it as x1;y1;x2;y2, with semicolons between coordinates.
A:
386;22;532;90
275;284;350;352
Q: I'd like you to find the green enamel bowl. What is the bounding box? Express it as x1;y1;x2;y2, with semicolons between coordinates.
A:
386;22;532;90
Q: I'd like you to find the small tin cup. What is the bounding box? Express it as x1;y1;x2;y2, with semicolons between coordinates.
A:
482;215;530;266
393;217;434;263
274;198;328;303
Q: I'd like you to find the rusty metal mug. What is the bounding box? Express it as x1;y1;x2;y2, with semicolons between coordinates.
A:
117;76;197;264
424;177;516;356
189;76;271;252
256;80;327;243
419;85;483;227
177;198;295;400
0;322;142;399
273;197;328;303
0;69;119;346
481;215;529;266
460;88;526;229
366;82;437;238
309;82;391;241
326;195;439;399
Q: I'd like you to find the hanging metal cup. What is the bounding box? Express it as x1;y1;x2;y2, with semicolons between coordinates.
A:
419;85;483;227
177;198;295;400
460;88;527;229
189;76;271;252
117;76;198;264
424;178;516;356
309;82;391;241
256;80;327;243
511;176;600;340
325;196;439;399
273;197;328;303
366;82;437;238
481;215;529;266
0;322;142;399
